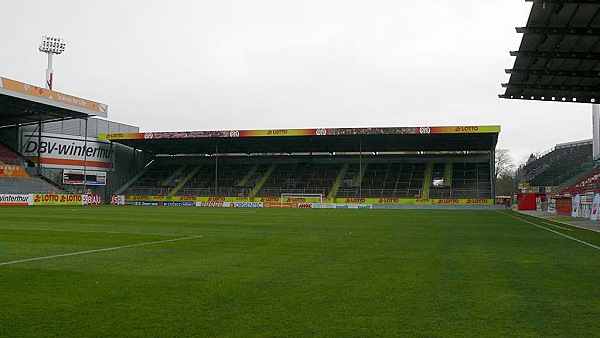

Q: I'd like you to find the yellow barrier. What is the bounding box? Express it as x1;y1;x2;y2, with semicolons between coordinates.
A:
123;195;493;205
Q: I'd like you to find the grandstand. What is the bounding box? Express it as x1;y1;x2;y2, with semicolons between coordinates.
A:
0;76;145;202
517;139;595;189
0;140;60;194
125;156;493;200
0;142;24;164
501;1;600;211
105;126;499;206
558;166;600;197
0;76;500;207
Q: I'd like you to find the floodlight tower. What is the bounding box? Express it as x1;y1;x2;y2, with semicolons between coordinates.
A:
38;36;65;90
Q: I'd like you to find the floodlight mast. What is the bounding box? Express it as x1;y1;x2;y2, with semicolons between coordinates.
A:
38;36;65;90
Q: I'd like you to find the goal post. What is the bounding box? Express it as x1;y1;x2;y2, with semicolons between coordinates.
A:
280;193;323;208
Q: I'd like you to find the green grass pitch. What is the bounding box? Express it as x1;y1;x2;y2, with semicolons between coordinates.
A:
1;207;600;337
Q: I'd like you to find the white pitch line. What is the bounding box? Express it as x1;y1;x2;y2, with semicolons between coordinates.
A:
541;221;574;231
500;212;600;252
553;222;600;234
0;235;203;267
0;227;189;237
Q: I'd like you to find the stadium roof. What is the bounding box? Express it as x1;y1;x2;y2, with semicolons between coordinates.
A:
500;0;600;104
0;76;108;128
99;126;500;155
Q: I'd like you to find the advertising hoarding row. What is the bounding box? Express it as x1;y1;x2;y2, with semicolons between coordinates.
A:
99;125;501;141
112;195;493;207
0;194;102;206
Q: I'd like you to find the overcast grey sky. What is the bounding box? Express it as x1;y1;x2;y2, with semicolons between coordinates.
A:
0;0;592;162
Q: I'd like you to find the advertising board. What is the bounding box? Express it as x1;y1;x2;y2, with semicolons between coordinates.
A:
0;164;29;178
63;169;107;186
0;194;32;206
22;132;113;171
0;77;108;117
110;195;125;205
83;194;102;205
119;195;494;208
33;193;83;206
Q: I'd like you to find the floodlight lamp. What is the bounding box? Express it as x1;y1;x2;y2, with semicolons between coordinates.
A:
39;36;65;54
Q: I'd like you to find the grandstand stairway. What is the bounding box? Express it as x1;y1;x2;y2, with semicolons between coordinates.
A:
249;164;277;198
354;163;368;187
162;165;188;187
169;164;203;196
444;163;453;187
115;160;155;195
237;164;259;188
421;162;434;198
327;163;349;199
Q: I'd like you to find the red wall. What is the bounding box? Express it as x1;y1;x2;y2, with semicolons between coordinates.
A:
555;197;572;215
517;193;546;211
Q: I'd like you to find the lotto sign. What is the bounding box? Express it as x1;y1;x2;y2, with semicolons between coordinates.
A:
33;194;83;206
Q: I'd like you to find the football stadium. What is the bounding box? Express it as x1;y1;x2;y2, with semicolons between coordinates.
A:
2;2;600;337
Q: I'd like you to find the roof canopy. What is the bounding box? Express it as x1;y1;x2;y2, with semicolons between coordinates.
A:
0;77;108;128
500;0;600;104
99;126;500;155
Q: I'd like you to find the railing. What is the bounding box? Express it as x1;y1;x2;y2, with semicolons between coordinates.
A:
122;185;492;200
336;188;422;199
549;159;596;187
254;187;327;197
126;186;252;197
34;167;77;193
0;158;28;166
428;189;492;199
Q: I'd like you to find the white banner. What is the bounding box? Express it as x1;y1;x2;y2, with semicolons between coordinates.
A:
21;132;113;171
547;198;557;214
223;202;263;208
590;194;600;221
0;194;32;206
571;194;581;218
319;203;372;209
83;194;102;205
110;195;125;205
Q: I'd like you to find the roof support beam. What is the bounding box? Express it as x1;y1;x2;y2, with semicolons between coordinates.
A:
516;27;600;36
525;0;600;3
505;68;600;78
510;51;600;60
502;83;600;93
499;94;598;103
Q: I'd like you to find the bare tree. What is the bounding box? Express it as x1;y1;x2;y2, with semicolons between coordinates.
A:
495;149;518;196
495;149;515;179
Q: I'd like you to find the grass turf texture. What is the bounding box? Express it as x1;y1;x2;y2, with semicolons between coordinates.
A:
1;207;600;337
